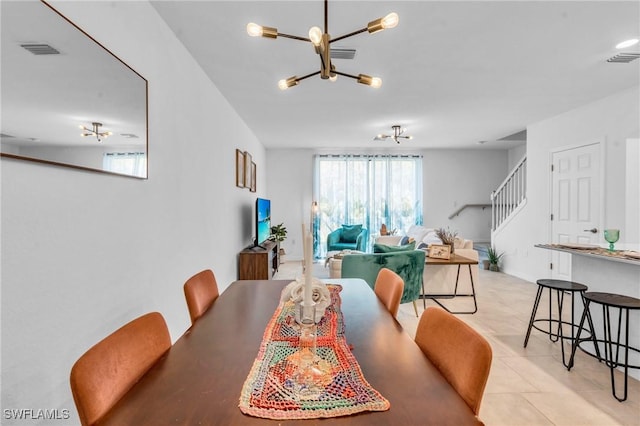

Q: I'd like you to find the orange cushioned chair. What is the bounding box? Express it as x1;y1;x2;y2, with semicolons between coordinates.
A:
70;312;171;426
374;268;405;318
414;307;492;417
183;269;220;324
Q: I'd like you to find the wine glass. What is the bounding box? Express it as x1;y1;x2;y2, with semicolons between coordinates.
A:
604;229;620;251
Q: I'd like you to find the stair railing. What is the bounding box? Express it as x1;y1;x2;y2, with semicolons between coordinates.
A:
491;155;527;231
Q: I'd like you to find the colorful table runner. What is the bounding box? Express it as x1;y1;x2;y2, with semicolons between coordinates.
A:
239;284;390;420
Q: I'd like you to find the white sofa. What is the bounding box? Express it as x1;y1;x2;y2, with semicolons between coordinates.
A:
374;225;479;298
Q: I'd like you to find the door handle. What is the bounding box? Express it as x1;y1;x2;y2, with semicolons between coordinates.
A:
583;228;598;234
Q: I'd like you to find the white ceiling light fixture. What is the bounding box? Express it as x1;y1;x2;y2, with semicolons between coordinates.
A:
246;0;398;90
616;38;639;49
79;122;112;142
374;125;413;144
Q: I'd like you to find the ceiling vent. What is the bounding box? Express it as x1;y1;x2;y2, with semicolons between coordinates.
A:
606;52;640;63
330;48;356;60
20;43;60;55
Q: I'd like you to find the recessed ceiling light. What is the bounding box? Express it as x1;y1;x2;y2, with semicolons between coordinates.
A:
616;38;639;49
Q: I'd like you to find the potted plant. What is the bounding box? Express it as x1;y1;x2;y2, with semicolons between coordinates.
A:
269;223;288;255
485;246;504;271
435;227;458;254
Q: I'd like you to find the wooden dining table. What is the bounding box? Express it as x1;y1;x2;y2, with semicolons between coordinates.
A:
96;278;482;425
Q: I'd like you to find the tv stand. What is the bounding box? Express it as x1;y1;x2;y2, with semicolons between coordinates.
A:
239;240;279;280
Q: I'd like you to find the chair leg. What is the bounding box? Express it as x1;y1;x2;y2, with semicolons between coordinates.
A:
412;300;419;317
568;299;590;370
524;285;543;347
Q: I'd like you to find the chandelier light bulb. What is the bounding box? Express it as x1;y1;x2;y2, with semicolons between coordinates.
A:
616;38;639;49
278;76;298;90
329;74;338;82
371;77;382;88
381;12;399;29
309;26;323;46
246;23;263;37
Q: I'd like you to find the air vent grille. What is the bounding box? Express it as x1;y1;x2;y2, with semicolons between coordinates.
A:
330;48;356;60
21;43;60;55
606;52;640;63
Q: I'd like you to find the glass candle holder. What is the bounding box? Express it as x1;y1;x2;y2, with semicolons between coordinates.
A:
604;229;620;251
289;303;331;400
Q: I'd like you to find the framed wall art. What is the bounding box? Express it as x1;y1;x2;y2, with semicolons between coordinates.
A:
244;151;252;189
236;149;245;188
428;244;451;260
250;161;257;192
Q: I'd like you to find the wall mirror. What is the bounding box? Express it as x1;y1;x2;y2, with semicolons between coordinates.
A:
1;0;148;179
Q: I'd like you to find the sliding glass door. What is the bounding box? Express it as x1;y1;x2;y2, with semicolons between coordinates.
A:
314;154;423;257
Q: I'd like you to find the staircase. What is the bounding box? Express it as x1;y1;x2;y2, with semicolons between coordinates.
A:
491;155;527;233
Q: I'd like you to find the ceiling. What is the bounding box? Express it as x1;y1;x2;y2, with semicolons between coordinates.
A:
151;1;640;150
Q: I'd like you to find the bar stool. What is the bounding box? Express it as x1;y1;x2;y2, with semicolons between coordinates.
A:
568;292;640;402
523;279;595;367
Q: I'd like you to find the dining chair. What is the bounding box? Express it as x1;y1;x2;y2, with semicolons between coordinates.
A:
414;307;492;417
374;268;405;318
70;312;171;426
183;269;220;324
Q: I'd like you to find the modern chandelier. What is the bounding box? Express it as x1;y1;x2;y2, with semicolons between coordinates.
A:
79;122;112;142
246;0;399;90
374;125;413;144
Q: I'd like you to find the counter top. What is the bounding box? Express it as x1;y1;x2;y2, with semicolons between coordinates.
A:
535;244;640;266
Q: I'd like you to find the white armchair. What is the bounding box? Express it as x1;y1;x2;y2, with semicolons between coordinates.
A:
375;235;404;246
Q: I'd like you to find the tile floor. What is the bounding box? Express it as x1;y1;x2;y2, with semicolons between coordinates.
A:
274;259;640;426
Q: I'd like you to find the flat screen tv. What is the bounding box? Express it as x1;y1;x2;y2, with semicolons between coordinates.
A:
255;197;271;248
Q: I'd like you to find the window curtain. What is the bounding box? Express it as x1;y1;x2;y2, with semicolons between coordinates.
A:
313;154;423;257
103;152;147;178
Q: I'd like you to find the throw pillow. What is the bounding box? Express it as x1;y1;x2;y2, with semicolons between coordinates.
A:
341;224;363;243
406;225;430;243
373;241;416;253
421;230;442;246
399;236;416;245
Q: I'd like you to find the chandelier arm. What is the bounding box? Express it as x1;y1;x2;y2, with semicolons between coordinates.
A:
297;71;321;82
277;33;311;42
333;70;359;80
330;28;368;44
319;53;328;76
324;0;328;34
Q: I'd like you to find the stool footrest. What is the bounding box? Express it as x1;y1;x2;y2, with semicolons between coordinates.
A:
576;339;640;370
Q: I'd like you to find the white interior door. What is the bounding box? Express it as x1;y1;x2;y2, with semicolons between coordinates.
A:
550;143;601;279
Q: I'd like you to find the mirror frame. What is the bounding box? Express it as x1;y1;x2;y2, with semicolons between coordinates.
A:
1;0;149;179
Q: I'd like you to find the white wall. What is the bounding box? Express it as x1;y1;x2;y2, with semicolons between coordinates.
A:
268;148;508;261
496;86;640;282
423;149;507;243
1;2;265;424
508;144;527;171
626;138;640;247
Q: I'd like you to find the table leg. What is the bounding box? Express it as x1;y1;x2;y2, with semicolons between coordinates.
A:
422;264;478;314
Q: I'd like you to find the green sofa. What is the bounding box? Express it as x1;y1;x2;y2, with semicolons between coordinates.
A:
327;225;368;252
340;249;425;316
